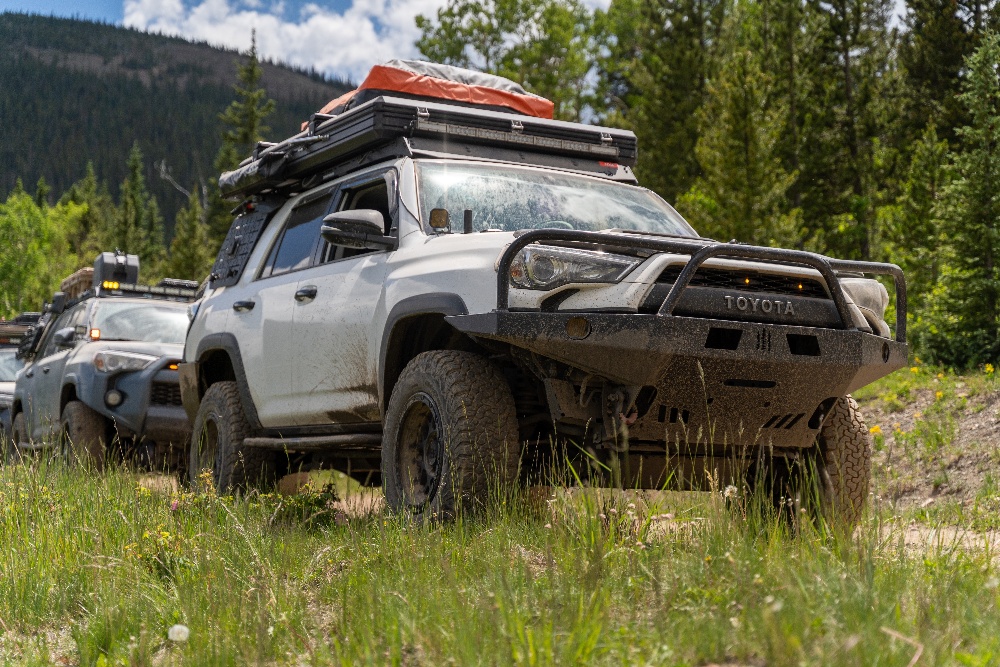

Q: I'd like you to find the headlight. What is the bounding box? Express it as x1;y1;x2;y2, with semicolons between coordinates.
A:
509;246;640;290
93;351;157;374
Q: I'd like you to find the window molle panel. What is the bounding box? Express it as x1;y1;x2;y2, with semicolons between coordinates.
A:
657;265;829;299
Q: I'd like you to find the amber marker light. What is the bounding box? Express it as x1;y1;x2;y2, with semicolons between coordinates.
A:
168;363;179;371
744;277;751;285
102;280;120;290
89;328;101;340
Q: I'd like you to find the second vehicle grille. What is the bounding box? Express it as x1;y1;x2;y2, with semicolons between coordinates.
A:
151;382;183;406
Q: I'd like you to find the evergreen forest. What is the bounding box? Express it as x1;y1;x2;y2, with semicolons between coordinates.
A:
2;3;1000;368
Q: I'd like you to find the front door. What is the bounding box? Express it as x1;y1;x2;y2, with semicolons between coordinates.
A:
289;173;394;425
29;304;86;439
236;187;338;427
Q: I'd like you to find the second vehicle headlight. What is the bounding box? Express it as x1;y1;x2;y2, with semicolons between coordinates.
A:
509;246;640;290
94;351;157;374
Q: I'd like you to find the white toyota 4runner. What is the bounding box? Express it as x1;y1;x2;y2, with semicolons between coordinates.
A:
181;66;906;525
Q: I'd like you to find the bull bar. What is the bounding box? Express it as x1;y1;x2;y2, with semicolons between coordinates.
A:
496;230;907;343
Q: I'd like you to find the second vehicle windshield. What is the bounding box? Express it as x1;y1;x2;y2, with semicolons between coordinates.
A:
90;301;189;344
416;161;697;236
0;349;22;382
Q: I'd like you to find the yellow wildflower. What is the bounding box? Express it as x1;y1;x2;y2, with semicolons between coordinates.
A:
937;372;944;379
936;391;944;400
915;356;922;365
914;411;923;420
869;425;882;435
910;366;919;373
986;363;995;375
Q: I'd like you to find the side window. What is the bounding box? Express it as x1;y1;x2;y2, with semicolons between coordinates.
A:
319;174;395;264
260;192;335;278
39;305;85;359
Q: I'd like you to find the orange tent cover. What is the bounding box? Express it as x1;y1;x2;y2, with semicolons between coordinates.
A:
304;60;554;130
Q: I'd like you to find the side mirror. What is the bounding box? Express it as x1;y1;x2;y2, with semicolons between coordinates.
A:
53;327;76;348
321;210;395;251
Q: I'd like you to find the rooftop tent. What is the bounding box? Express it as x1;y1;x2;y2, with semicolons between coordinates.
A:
305;60;555;126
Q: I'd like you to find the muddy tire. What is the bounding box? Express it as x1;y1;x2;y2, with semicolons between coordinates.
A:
190;381;276;493
6;412;27;463
815;396;871;529
61;401;108;470
382;350;519;518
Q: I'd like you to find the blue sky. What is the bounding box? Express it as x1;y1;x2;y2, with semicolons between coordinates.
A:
0;0;447;79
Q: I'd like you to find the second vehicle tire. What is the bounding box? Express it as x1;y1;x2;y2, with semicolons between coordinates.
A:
382;350;520;518
190;381;276;493
61;400;108;470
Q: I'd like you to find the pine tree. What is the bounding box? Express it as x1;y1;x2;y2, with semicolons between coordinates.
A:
677;2;801;246
59;161;119;259
898;0;971;147
208;30;277;244
167;187;214;281
797;0;898;260
598;0;727;202
917;32;1000;366
886;125;949;310
113;142;165;273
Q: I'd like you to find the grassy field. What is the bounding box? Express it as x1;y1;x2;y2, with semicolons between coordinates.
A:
2;369;1000;665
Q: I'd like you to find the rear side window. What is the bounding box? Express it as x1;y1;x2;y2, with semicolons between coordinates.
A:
261;193;335;278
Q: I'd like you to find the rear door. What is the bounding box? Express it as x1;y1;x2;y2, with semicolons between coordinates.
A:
232;186;338;427
288;171;395;425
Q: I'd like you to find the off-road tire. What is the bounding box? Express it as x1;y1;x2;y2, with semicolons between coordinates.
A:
61;401;108;470
190;381;276;494
382;350;519;518
5;412;27;463
816;395;871;529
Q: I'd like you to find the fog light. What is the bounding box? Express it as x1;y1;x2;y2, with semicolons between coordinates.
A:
565;316;591;339
105;390;123;407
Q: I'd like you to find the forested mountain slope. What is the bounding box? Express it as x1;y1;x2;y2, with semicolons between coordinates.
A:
0;13;351;221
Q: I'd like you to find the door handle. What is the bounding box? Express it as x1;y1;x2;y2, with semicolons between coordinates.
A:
295;286;318;302
233;300;256;312
42;367;50;374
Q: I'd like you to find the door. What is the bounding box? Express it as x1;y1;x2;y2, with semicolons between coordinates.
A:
234;187;338;427
29;304;86;439
289;173;395;425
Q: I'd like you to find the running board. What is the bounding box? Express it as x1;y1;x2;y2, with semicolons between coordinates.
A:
244;433;382;451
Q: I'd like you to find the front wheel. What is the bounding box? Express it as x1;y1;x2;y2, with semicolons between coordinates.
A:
816;396;872;529
61;401;108;470
382;350;519;518
7;412;27;463
190;381;276;494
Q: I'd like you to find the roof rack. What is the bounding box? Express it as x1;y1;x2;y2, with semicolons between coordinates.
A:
219;96;638;199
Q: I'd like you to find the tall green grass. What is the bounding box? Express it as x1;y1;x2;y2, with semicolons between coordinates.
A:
0;458;996;665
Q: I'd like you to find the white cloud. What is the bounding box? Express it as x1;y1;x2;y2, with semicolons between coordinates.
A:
123;0;449;81
123;0;613;81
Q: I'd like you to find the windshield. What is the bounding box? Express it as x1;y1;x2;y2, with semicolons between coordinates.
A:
416;161;697;236
90;301;189;344
0;349;22;382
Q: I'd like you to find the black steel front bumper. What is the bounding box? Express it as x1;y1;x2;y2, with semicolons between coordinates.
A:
450;231;908;449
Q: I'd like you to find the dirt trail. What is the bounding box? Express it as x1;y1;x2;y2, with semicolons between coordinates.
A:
861;383;1000;512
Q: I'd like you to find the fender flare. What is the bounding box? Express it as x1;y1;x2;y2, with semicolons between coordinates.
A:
194;333;263;430
379;293;468;411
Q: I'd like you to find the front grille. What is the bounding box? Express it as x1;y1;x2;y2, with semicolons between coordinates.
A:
151;382;182;406
657;265;829;299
